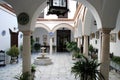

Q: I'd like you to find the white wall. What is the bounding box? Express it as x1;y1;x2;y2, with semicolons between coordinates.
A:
0;7;18;51
33;27;74;47
32;28;49;45
89;10;120;57
110;10;120;56
109;32;120;56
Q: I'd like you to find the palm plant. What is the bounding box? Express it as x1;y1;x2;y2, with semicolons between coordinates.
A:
71;55;105;80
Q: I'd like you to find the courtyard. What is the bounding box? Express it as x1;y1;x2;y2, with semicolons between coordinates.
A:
0;53;120;80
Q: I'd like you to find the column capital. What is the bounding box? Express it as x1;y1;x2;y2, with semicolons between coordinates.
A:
78;36;82;38
100;28;112;34
83;35;89;37
22;31;32;36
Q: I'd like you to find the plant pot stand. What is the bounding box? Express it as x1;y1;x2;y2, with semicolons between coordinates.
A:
10;56;18;64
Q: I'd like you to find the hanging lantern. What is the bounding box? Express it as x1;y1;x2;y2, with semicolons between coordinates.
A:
47;0;69;16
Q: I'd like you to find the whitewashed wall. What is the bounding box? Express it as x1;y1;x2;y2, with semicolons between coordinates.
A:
110;10;120;56
33;27;74;47
0;7;23;64
89;10;120;57
0;7;23;49
32;28;49;45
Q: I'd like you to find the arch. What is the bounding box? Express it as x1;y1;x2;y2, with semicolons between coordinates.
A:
30;1;47;31
77;18;83;37
74;27;78;38
112;10;120;32
83;9;97;35
35;23;51;32
52;23;74;33
100;1;120;29
0;0;7;4
4;0;102;30
75;0;102;29
4;0;47;31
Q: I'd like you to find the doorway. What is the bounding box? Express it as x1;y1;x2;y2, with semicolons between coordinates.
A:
57;30;71;52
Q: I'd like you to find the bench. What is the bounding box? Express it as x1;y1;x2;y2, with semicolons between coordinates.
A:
0;50;6;66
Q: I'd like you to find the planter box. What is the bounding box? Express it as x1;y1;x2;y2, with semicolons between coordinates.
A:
110;61;120;72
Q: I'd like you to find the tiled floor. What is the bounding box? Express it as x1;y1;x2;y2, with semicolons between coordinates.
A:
0;52;120;80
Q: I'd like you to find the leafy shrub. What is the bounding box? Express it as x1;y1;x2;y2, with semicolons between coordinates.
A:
6;45;19;57
89;44;94;53
111;56;120;65
71;55;105;80
31;64;36;72
66;41;78;52
66;41;81;58
34;43;41;51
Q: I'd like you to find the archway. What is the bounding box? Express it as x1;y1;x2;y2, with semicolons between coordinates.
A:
35;23;51;32
52;23;74;33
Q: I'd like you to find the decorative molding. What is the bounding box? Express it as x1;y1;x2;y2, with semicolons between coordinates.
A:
17;12;29;25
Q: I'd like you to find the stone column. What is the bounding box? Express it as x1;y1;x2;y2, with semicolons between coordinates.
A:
77;37;81;48
98;31;102;63
83;35;88;57
100;29;111;80
49;38;53;55
74;38;77;42
22;31;31;74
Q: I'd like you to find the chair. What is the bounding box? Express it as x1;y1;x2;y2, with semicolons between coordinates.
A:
0;50;6;66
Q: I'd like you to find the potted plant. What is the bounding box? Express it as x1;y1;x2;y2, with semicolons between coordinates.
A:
88;44;94;55
31;64;36;80
14;72;30;80
110;55;120;72
71;54;105;80
34;43;41;52
14;64;36;80
31;64;36;73
66;41;78;52
66;41;81;59
6;45;19;63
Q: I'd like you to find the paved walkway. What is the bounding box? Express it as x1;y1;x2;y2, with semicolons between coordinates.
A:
0;53;120;80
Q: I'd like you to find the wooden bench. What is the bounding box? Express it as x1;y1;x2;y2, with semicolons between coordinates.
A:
0;50;6;66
